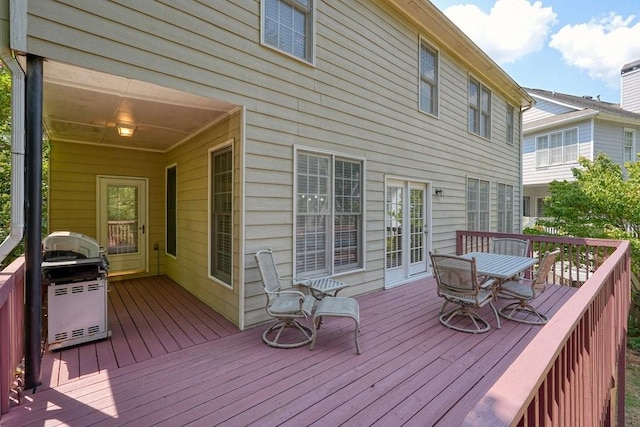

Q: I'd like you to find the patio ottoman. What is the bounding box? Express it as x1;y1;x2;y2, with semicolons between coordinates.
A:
310;296;361;354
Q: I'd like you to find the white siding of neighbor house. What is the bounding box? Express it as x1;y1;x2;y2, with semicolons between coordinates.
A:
522;120;592;185
23;0;526;327
593;120;640;164
526;97;577;122
622;68;640;114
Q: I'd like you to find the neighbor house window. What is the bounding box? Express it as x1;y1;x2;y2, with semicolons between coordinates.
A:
523;196;530;217
262;0;314;62
296;150;363;277
469;77;491;138
536;127;578;167
497;183;514;232
210;145;233;286
166;165;177;257
536;197;547;217
506;104;515;144
467;177;489;231
419;41;438;116
624;129;636;162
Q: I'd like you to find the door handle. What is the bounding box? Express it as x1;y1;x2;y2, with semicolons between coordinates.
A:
140;224;145;234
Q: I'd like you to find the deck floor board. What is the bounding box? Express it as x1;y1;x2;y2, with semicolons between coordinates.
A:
4;275;577;426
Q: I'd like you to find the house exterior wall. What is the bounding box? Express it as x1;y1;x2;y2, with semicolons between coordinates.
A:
593;120;640;164
525;98;575;122
622;67;640;114
22;0;526;328
48;142;165;277
164;113;243;324
522;120;592;185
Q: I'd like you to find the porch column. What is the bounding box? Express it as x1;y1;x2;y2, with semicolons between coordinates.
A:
24;54;43;390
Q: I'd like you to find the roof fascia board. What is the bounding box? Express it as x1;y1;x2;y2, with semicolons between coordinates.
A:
385;0;533;108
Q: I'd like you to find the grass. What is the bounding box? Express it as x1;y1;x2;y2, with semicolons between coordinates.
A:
626;349;640;424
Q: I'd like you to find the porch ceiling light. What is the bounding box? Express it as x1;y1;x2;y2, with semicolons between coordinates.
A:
117;123;136;137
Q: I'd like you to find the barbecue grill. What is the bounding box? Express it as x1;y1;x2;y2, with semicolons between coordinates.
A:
41;231;111;350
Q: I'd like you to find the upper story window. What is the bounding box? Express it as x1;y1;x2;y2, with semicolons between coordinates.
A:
535;128;578;167
624;128;636;162
296;150;364;277
506;104;515;144
262;0;314;63
467;177;489;231
469;77;491;139
497;183;513;232
419;40;438;116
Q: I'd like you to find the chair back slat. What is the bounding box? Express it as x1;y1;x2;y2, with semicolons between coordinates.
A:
430;254;479;296
491;238;530;257
255;249;282;293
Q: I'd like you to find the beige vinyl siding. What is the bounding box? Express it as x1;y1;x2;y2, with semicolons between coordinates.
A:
27;0;526;327
164;113;242;325
48;142;165;277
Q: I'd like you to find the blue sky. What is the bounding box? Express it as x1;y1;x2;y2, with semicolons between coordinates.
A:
430;0;640;104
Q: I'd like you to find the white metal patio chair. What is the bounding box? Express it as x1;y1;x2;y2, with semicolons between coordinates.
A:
497;249;561;325
254;249;316;348
430;253;501;334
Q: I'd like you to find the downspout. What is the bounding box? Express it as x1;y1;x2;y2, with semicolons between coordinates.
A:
0;48;25;265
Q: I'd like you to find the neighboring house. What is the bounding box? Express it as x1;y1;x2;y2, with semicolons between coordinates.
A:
1;0;531;329
522;62;640;226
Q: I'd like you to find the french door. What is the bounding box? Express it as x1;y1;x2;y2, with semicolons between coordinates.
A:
97;176;148;274
385;179;430;286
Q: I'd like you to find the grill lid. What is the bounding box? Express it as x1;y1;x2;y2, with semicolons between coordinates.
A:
43;231;103;260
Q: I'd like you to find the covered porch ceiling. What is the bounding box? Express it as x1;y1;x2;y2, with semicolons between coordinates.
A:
37;60;238;152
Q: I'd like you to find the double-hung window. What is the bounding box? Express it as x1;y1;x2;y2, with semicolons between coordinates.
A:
469;77;491;138
536;127;578;167
210;145;233;287
262;0;314;63
467;177;489;231
419;41;438;116
497;183;514;233
624;129;636;162
296;150;363;277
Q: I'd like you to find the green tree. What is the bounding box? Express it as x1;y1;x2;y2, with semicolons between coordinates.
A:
531;153;640;346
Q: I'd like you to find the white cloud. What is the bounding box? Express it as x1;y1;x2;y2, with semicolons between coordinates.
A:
549;13;640;88
441;0;557;64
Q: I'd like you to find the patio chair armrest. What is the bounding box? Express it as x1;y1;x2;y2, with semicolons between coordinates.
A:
479;278;496;290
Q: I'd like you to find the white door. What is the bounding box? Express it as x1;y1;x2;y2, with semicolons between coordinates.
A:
97;176;148;274
385;179;430;286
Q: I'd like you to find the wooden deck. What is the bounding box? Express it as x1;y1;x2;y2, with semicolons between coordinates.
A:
3;275;577;426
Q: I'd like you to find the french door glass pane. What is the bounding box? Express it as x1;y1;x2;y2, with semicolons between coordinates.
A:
107;185;139;255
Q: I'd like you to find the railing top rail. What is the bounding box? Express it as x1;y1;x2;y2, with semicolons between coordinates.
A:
457;230;623;248
0;256;25;307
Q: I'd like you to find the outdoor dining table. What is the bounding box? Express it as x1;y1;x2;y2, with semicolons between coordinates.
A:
460;251;538;281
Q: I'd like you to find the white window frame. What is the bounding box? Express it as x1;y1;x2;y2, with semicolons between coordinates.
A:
418;38;438;117
294;147;366;278
536;127;579;167
506;104;515;144
467;177;490;231
469;76;491;139
624;128;636;162
497;182;514;233
261;0;315;64
208;140;234;289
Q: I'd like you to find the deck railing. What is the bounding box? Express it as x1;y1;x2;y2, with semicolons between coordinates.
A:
457;231;630;426
0;256;25;418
